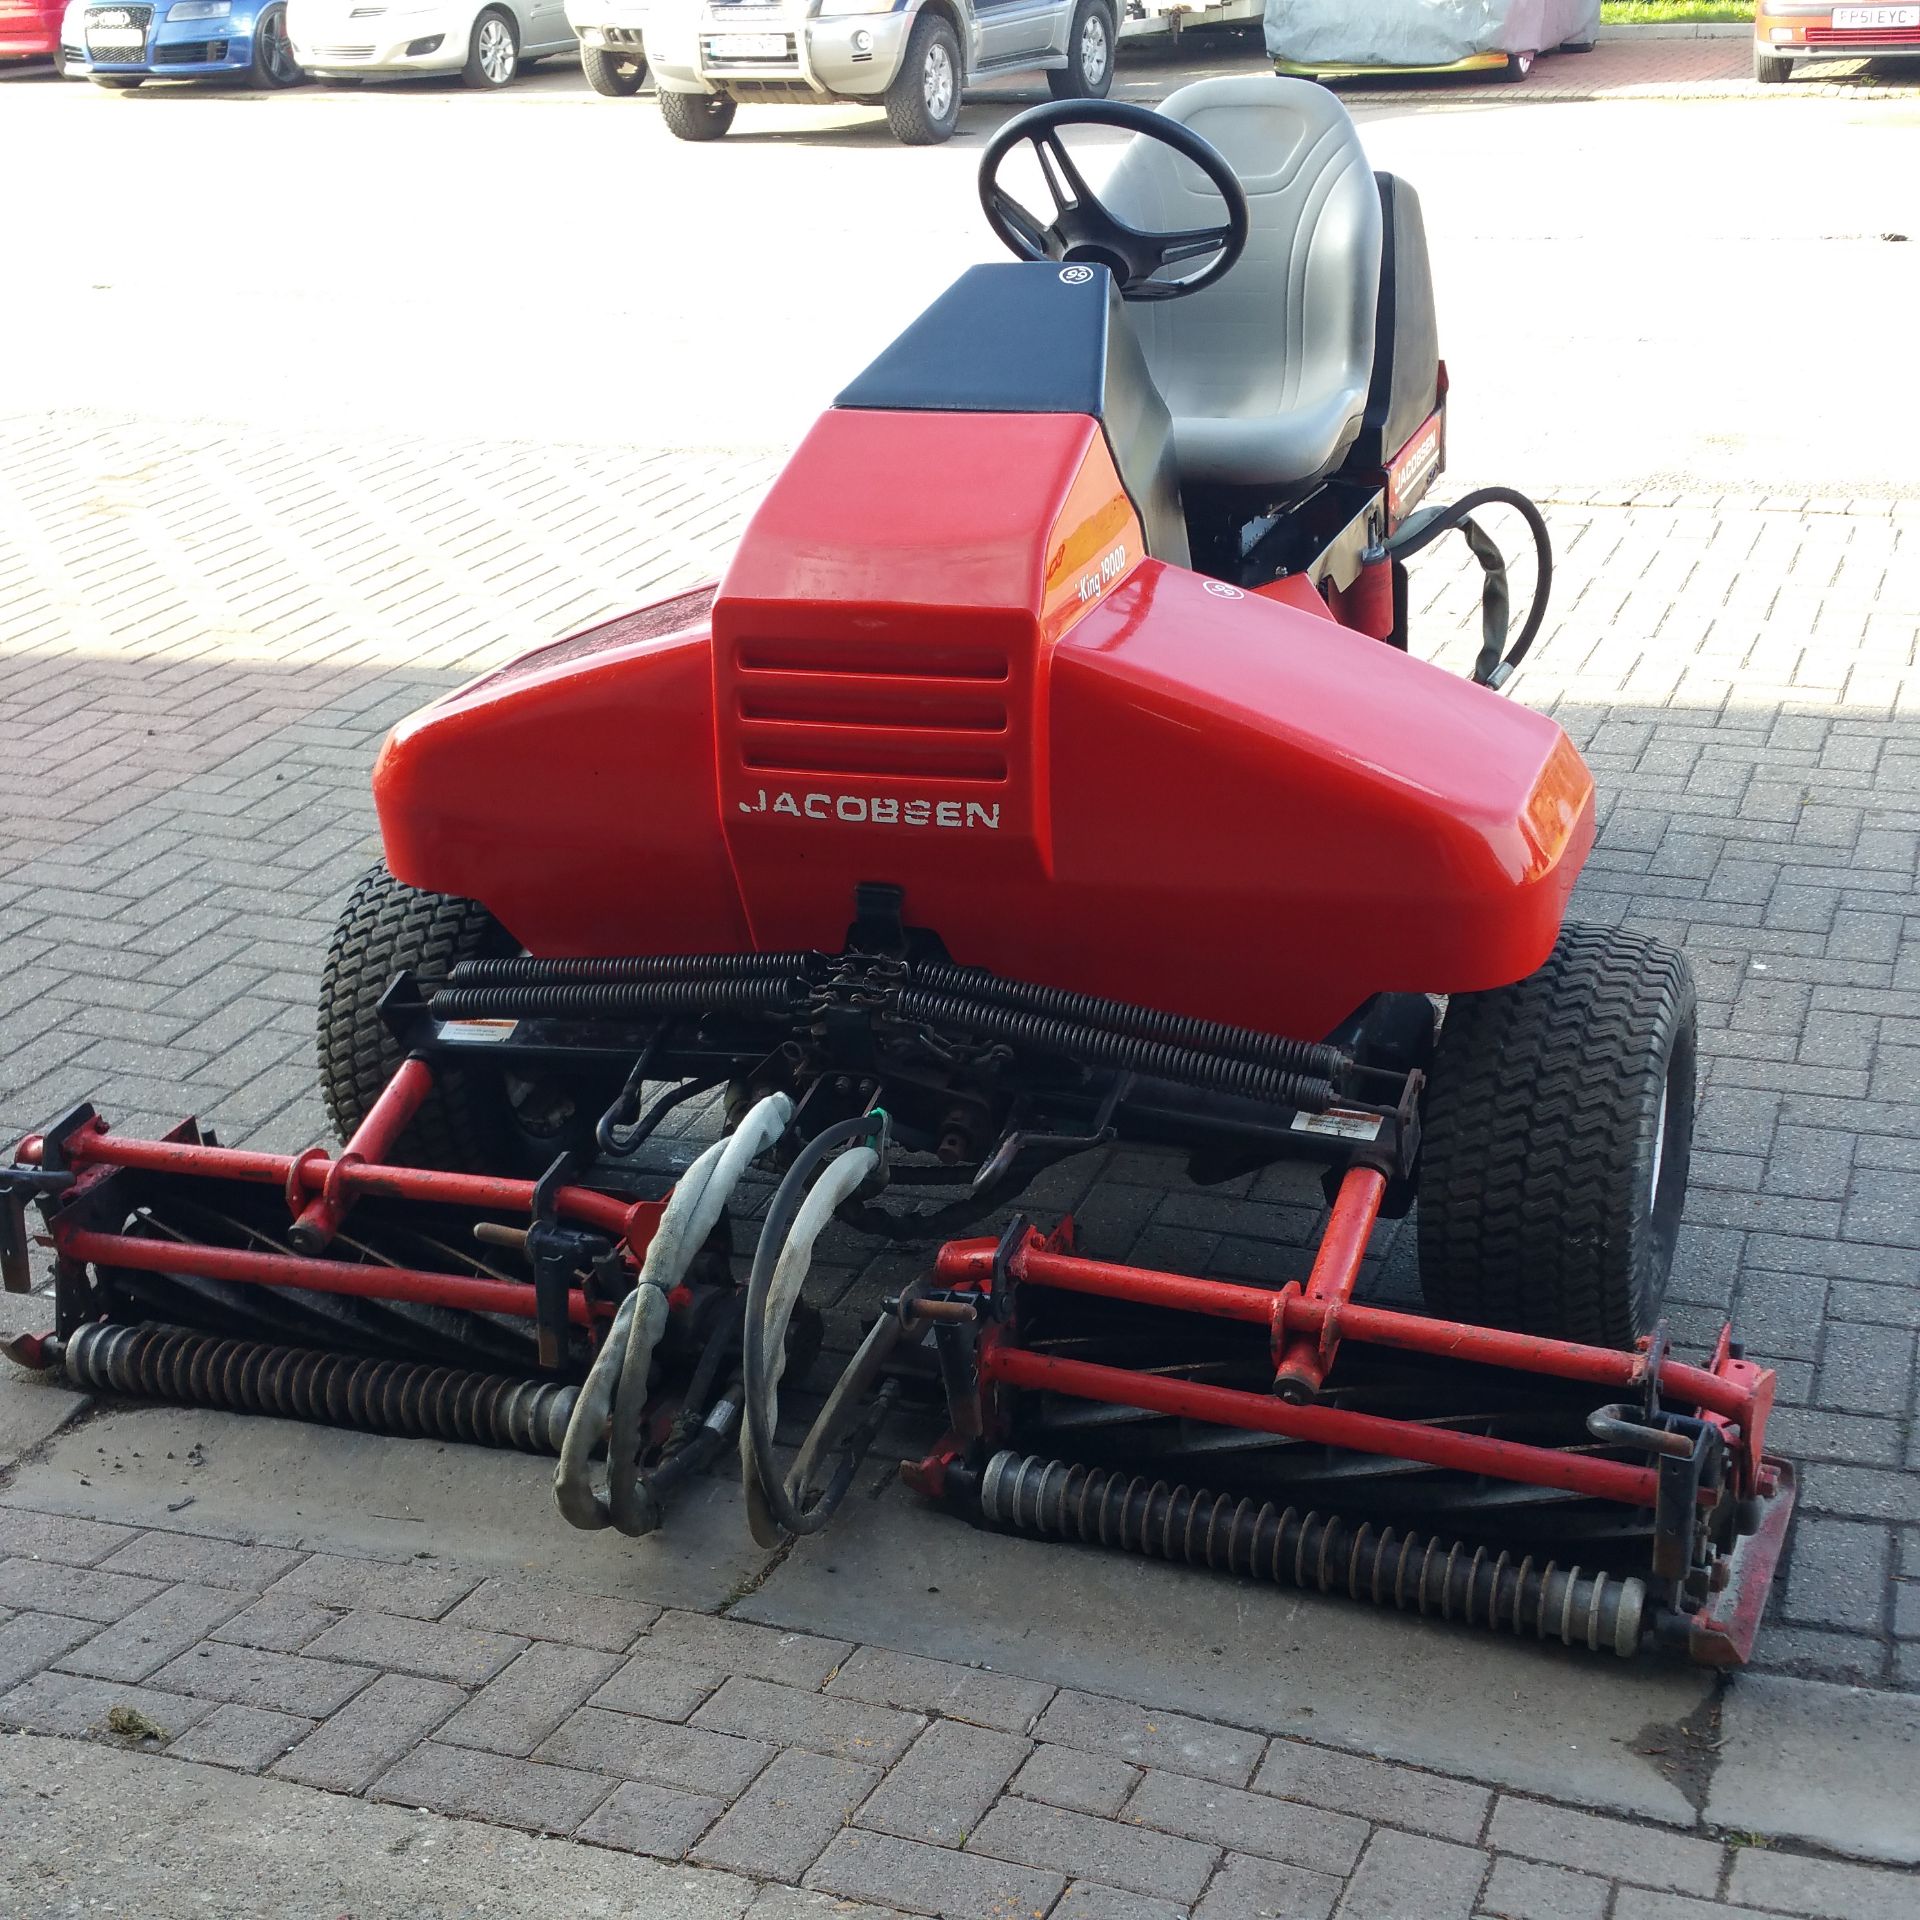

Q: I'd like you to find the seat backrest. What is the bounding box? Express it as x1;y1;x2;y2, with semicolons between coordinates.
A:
1100;77;1382;460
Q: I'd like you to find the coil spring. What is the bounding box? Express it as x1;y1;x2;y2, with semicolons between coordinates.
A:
446;951;815;986
63;1322;580;1456
981;1451;1648;1658
427;977;798;1022
913;960;1345;1083
896;988;1339;1115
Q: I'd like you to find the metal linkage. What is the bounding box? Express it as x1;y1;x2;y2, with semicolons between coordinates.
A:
981;1451;1648;1657
427;977;800;1021
62;1322;578;1454
446;952;815;986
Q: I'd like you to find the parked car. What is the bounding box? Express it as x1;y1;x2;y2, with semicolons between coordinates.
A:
287;0;575;86
1;0;65;68
1753;1;1920;81
563;0;645;92
59;0;303;85
644;0;1120;144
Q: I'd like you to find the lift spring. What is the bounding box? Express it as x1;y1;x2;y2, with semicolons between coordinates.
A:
62;1322;580;1456
980;1451;1649;1658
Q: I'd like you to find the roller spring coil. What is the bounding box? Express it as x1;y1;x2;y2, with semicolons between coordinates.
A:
446;951;816;986
63;1322;580;1456
427;977;799;1022
980;1451;1648;1658
896;988;1339;1114
912;960;1345;1082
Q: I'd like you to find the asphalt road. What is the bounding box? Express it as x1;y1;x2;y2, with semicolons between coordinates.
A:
4;42;1919;496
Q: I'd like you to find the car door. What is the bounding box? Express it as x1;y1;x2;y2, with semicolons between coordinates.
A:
972;0;1062;64
520;0;568;52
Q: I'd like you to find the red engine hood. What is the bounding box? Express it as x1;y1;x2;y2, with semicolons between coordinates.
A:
376;407;1592;1041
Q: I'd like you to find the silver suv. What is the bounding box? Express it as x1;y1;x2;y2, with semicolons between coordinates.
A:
644;0;1117;144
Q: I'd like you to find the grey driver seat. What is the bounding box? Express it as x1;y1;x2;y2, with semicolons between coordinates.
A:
1100;75;1383;497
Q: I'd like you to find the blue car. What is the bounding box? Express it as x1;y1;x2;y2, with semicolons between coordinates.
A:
62;0;302;85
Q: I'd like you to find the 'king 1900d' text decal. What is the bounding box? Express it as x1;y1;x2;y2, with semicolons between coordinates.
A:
737;790;1001;830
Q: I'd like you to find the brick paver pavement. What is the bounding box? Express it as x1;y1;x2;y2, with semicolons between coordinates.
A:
3;1500;1919;1918
2;406;1918;1909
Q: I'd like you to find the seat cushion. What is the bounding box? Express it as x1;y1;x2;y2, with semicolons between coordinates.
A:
1101;76;1383;494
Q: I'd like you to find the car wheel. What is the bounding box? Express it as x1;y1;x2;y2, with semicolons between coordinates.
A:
1502;49;1534;81
884;11;960;144
462;5;518;88
250;3;303;86
659;85;735;139
581;44;645;94
93;74;144;87
1047;0;1113;101
1753;46;1792;85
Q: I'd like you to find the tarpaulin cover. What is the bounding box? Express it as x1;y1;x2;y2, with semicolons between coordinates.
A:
1265;0;1600;64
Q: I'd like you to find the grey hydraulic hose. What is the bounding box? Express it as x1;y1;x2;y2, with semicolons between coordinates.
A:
553;1092;792;1535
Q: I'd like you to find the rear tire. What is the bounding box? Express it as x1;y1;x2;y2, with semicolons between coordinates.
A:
1754;46;1792;85
581;43;646;94
318;865;522;1173
1047;0;1114;100
1415;923;1696;1349
659;85;735;139
884;12;960;144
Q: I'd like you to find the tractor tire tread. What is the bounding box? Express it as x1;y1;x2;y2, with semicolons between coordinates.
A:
1415;921;1695;1349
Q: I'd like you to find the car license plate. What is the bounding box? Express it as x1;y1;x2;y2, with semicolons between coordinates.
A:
1832;5;1919;26
87;23;143;42
719;31;785;55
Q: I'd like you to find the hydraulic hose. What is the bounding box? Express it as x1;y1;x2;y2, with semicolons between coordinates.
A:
740;1114;893;1547
552;1091;792;1536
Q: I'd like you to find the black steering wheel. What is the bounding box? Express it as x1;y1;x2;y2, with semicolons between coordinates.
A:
979;100;1251;302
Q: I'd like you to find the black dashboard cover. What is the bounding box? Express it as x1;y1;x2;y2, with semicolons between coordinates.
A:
835;263;1190;568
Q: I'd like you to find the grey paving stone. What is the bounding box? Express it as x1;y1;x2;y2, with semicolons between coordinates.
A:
967;1797;1215;1904
97;1531;306;1592
697;1748;882;1880
0;1507;138;1566
370;1740;615;1835
538;1703;774;1798
0;1609;93;1691
1484;1800;1720;1896
1814;1321;1915;1416
1726;1844;1920;1919
1034;1688;1265;1786
268;1551;478;1620
1783;1518;1893;1632
1054;1882;1192;1920
58;1581;246;1683
304;1608;528;1686
0;1667;213;1744
1765;1407;1905;1467
693;1675;924;1768
586;1649;725;1724
164;1702;316;1772
809;1827;1064;1920
745;1889;904;1920
1802;1465;1920;1522
1335;1830;1487;1920
443;1575;658;1652
274;1672;465;1791
210;1594;339;1652
1127;1768;1369;1878
825;1644;1053;1734
646;1609;852;1689
1010;1742;1140;1817
858;1719;1030;1847
1254;1740;1491;1846
437;1640;622;1757
151;1638;378;1718
1478;1856;1610;1920
1609;1895;1774;1920
1192;1852;1340;1920
0;1555;161;1624
577;1777;727;1861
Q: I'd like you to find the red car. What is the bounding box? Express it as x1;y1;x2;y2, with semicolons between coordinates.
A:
0;0;63;65
1755;2;1920;81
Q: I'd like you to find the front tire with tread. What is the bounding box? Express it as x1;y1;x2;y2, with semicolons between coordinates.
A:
581;43;646;94
884;12;960;144
1047;0;1114;100
1416;923;1696;1349
318;865;521;1172
462;5;518;88
1754;45;1792;84
659;85;735;139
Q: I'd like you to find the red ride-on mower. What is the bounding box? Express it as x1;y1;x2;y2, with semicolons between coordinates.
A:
4;80;1793;1663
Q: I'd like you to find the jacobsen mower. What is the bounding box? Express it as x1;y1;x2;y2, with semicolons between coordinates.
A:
3;80;1793;1663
